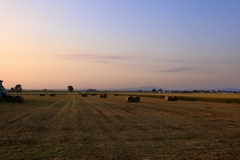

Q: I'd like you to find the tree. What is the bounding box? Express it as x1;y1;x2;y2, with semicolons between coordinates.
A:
11;87;15;92
86;89;97;92
68;85;74;92
152;88;157;92
15;84;22;92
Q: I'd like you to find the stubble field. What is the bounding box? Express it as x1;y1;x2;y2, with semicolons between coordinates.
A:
0;94;240;160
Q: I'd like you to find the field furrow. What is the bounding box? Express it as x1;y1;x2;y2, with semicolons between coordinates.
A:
0;95;240;159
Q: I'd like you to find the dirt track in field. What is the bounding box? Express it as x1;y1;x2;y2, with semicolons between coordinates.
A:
0;95;240;160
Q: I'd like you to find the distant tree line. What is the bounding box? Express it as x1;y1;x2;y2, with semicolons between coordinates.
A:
9;84;23;92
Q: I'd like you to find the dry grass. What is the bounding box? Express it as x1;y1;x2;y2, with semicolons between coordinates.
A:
114;92;240;104
110;92;240;99
0;95;240;159
163;93;240;99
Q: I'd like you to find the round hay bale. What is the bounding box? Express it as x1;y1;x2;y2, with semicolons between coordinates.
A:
13;96;24;103
133;96;140;103
172;96;178;101
6;95;14;102
50;94;56;97
2;91;7;97
91;94;96;96
82;94;88;97
165;96;173;101
100;93;107;98
114;93;119;96
125;96;134;102
40;94;45;96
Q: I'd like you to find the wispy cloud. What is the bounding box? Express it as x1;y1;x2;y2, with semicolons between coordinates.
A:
55;54;133;63
161;57;240;65
93;60;110;63
56;54;129;61
161;67;198;73
55;53;147;64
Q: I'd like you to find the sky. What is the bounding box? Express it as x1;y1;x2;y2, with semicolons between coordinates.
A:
1;0;240;90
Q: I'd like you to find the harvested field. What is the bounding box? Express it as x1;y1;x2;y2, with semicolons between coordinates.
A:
0;95;240;159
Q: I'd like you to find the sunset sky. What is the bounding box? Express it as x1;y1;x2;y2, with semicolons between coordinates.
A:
1;0;240;90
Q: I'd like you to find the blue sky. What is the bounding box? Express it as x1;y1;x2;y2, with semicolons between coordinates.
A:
1;0;240;90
